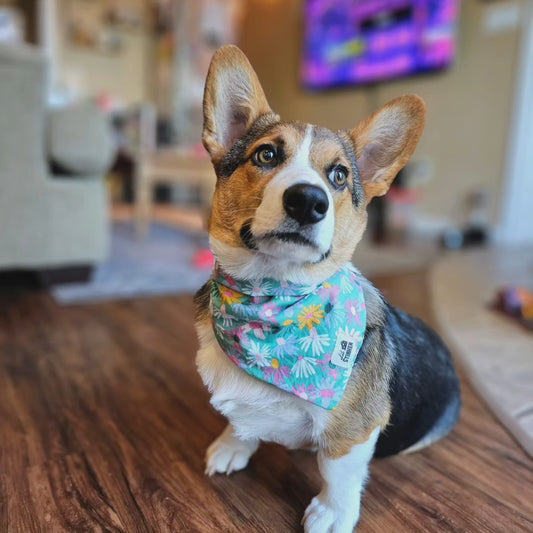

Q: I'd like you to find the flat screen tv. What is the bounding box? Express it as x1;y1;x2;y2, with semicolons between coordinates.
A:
302;0;459;89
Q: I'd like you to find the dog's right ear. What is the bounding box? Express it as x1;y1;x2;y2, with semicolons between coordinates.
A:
202;45;277;163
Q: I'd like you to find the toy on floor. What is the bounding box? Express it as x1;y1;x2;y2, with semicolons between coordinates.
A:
493;287;533;331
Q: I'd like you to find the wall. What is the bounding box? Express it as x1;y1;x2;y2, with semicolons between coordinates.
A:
239;0;521;227
55;0;153;107
58;33;152;106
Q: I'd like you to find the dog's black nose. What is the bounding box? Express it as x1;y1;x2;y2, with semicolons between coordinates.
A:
283;184;329;225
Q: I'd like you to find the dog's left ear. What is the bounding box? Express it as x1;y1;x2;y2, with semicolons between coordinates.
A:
348;95;426;201
202;45;277;163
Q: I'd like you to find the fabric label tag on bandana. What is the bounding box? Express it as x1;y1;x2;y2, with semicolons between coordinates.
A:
331;331;360;368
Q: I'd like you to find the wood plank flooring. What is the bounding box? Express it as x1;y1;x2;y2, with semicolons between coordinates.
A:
0;272;532;532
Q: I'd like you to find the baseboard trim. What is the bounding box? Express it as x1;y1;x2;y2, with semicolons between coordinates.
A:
37;265;94;287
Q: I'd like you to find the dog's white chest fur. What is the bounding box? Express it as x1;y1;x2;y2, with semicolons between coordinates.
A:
196;323;330;449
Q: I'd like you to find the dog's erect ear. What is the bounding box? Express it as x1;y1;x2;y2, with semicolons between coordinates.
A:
348;95;426;201
202;45;276;161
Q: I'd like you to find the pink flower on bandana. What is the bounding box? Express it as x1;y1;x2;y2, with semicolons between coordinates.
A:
344;298;365;326
258;302;281;324
315;356;340;379
318;283;341;304
262;358;291;385
221;270;237;288
224;325;240;340
317;377;344;408
244;321;270;340
292;383;318;401
327;367;340;380
319;388;335;399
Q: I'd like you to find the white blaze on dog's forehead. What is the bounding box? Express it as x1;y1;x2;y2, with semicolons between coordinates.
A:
293;126;313;169
288;126;324;187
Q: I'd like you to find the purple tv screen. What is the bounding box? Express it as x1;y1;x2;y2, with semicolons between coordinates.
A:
302;0;459;89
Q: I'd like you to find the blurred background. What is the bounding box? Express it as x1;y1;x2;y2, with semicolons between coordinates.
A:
0;0;531;303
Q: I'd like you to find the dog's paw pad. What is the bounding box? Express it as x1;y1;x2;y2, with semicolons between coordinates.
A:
303;496;356;533
205;434;257;476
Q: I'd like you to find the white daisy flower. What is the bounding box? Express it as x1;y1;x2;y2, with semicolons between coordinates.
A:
213;304;234;327
340;326;364;344
292;355;317;379
299;328;331;357
244;279;272;296
340;276;354;294
247;341;271;368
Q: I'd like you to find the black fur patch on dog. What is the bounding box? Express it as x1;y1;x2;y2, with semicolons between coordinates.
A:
311;127;364;208
338;132;364;207
216;114;280;178
374;304;461;457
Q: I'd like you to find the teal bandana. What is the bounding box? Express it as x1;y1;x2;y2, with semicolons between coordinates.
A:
210;263;366;410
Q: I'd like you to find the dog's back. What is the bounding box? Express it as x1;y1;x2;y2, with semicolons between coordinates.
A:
374;304;461;457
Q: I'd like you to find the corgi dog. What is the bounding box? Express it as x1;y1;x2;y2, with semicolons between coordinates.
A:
195;45;461;533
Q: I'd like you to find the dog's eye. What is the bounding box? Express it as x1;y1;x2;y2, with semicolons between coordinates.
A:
253;145;277;166
328;166;348;188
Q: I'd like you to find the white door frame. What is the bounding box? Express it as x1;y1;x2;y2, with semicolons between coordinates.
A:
496;0;533;245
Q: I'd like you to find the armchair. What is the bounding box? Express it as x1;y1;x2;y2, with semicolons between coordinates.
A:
0;44;115;283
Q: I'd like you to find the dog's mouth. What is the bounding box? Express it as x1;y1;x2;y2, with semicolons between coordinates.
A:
239;220;330;263
262;231;317;249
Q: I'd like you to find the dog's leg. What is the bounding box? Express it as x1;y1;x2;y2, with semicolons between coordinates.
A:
303;427;380;533
205;424;259;476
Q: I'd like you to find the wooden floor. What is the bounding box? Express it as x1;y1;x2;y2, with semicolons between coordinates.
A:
0;272;532;532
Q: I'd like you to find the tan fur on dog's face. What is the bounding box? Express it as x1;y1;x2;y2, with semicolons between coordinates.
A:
203;46;425;282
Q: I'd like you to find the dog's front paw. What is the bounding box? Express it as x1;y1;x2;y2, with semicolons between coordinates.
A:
303;495;359;533
205;425;259;476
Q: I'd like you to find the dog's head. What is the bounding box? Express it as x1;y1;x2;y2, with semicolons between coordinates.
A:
202;46;425;283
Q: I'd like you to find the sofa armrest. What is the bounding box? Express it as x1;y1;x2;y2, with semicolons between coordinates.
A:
46;102;116;176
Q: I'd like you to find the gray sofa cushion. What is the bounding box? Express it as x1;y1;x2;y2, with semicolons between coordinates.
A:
47;102;116;175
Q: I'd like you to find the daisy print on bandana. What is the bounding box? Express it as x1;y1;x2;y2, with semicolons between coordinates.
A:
211;263;367;410
292;354;317;379
262;358;291;385
297;304;326;330
272;334;299;358
299;328;331;357
345;297;366;327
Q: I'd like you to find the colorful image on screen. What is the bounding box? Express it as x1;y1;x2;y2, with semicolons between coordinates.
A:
302;0;459;89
